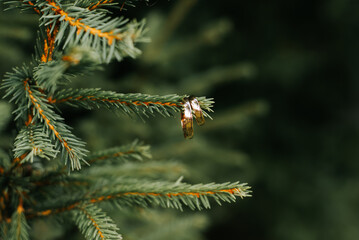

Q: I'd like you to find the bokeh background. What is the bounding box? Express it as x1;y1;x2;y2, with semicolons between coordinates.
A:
1;0;359;239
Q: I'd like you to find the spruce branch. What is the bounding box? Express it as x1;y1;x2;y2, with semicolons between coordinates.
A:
50;88;214;119
8;198;30;240
41;24;59;63
94;181;251;211
1;64;33;122
13;124;58;163
12;153;28;166
40;0;148;62
25;0;41;14
88;0;148;11
88;0;116;10
23;79;88;170
29;181;251;217
72;203;122;240
34;45;101;94
1;67;87;170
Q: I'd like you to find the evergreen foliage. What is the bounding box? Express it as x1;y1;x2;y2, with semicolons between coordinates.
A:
0;0;251;239
8;200;30;240
13;123;58;163
72;204;122;240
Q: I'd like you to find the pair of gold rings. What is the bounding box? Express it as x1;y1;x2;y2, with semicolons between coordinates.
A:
181;96;205;139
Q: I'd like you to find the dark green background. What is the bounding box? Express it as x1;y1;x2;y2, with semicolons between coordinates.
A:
1;0;359;239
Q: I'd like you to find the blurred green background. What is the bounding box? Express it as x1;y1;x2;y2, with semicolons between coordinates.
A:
1;0;359;239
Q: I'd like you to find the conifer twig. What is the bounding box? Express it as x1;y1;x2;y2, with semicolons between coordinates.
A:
88;0;115;10
8;196;30;240
45;0;122;45
50;89;214;119
23;79;86;170
41;25;59;62
13;124;58;163
39;0;148;62
27;182;251;217
24;0;41;14
72;204;122;240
